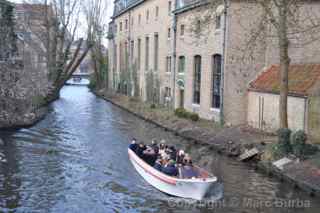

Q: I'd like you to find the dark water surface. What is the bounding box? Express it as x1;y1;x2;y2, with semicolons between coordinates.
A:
0;86;319;213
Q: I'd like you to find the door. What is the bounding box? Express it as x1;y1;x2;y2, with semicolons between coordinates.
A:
180;89;184;108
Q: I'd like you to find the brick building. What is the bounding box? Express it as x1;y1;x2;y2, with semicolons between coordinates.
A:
107;0;320;135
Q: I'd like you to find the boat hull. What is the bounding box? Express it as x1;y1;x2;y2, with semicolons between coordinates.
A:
128;149;218;200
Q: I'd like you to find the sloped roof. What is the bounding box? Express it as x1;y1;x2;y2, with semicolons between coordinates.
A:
15;3;48;12
249;64;320;97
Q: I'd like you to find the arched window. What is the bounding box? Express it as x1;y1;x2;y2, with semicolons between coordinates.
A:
193;55;201;104
212;54;222;109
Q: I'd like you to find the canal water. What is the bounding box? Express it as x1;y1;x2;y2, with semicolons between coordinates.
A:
0;86;319;213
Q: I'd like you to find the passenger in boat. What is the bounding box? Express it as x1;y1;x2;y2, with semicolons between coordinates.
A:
168;146;177;160
151;140;159;154
143;146;158;166
176;150;185;165
161;150;171;164
129;138;138;152
153;158;162;171
162;160;178;176
136;143;147;158
159;142;166;156
180;155;199;178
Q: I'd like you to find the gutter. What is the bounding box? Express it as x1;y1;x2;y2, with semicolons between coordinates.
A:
111;0;145;19
220;0;229;125
172;0;178;109
303;98;308;132
173;0;209;15
247;88;308;99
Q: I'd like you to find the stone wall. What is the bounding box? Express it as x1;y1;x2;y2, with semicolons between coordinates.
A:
0;5;49;128
0;59;47;128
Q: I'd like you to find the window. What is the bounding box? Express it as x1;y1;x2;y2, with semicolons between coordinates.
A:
166;56;172;73
168;27;171;39
196;20;201;32
193;55;201;104
212;54;222;108
125;41;129;70
138;38;141;69
146;10;150;22
155;6;159;20
178;56;185;73
138;14;141;25
216;15;221;29
145;37;149;70
180;24;185;36
165;87;171;97
125;19;128;29
168;1;172;15
120;22;123;31
114;44;117;72
130;40;134;62
119;43;123;71
154;33;159;70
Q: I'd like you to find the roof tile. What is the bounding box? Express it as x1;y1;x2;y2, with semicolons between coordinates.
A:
249;64;320;96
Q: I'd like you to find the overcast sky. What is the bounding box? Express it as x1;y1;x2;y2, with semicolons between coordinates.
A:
8;0;114;46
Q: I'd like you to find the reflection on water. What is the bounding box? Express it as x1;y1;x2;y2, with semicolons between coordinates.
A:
0;86;319;213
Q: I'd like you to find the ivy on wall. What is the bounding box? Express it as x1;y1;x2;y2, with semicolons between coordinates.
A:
0;0;17;60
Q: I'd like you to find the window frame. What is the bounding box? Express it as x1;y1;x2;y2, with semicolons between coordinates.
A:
145;36;150;70
215;15;221;30
154;33;159;71
193;55;202;104
146;10;150;23
166;56;172;73
178;56;185;73
211;54;222;109
155;6;159;20
180;24;185;36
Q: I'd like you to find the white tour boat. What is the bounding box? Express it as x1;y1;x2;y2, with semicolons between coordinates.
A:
128;148;219;200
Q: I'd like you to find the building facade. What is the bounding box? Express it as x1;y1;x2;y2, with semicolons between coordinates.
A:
108;0;175;102
108;0;320;132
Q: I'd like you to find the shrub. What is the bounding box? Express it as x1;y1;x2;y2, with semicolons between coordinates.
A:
88;75;97;90
277;128;292;155
291;130;307;158
174;108;199;121
174;108;187;118
150;103;156;109
190;113;200;121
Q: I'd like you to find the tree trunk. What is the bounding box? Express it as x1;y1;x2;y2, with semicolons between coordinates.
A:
278;1;290;129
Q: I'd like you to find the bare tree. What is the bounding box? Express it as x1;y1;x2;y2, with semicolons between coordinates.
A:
245;0;320;128
83;0;109;89
22;0;93;102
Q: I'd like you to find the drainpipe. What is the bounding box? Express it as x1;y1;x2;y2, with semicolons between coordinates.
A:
303;97;308;132
220;0;229;125
172;0;178;109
